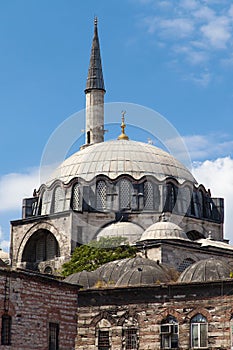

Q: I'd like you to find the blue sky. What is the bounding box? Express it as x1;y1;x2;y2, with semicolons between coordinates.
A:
1;0;233;249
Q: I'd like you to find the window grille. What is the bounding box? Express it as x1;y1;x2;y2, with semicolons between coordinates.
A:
1;314;11;345
123;328;138;349
144;181;154;210
98;330;110;350
73;184;82;211
120;179;132;209
177;258;195;272
160;316;178;349
52;187;64;213
96;181;107;211
190;314;207;348
49;322;59;350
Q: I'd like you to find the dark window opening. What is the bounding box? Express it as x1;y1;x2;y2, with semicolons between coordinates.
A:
49;322;59;350
98;330;110;350
1;314;11;345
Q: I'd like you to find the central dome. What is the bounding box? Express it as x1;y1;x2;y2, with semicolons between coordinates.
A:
47;140;195;186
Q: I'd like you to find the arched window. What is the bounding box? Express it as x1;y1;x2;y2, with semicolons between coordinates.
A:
119;179;132;210
160;315;178;349
190;314;207;348
144;181;154;210
72;183;82;211
51;186;64;213
96;180;107;211
178;258;195;272
180;186;192;215
164;183;178;212
122;318;138;350
96;319;111;350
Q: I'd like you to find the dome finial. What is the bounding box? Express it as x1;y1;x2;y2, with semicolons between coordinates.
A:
117;111;129;140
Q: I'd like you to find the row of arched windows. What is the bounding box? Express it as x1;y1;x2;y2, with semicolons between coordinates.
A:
39;177;219;221
95;314;207;349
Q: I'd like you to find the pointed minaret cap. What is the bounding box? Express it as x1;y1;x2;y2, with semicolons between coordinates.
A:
85;17;105;93
117;111;129;140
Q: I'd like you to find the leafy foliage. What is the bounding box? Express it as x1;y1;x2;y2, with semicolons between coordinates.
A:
61;236;136;277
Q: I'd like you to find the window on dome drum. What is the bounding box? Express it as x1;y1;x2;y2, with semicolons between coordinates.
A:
72;183;82;211
96;180;107;211
177;258;195;272
49;322;59;350
123;328;138;350
1;314;11;345
160;315;178;349
190;314;207;348
51;186;64;213
119;179;132;210
98;330;110;350
144;181;154;210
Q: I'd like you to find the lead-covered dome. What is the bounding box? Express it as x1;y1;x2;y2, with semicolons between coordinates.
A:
97;222;144;244
140;219;189;241
46;140;196;186
178;258;231;283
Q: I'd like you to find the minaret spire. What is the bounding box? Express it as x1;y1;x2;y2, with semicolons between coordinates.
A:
84;17;105;146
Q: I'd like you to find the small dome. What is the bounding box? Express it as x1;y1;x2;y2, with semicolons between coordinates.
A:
178;258;231;283
96;256;163;284
116;265;169;287
140;219;188;241
97;222;144;244
46;140;196;186
64;270;99;289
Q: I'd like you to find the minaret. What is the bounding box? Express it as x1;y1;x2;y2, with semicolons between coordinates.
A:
84;17;105;146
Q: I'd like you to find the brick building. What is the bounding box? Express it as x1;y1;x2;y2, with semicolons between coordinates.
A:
0;268;78;350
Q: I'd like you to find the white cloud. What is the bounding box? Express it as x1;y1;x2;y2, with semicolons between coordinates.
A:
139;1;233;82
200;16;231;49
183;134;233;160
193;157;233;242
0;168;40;212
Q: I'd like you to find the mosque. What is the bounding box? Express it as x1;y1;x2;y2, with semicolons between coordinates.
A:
2;19;233;349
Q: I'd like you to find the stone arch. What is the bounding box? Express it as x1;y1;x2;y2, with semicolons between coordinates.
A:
156;309;183;324
186;308;212;322
90;311;116;327
118;311;139;326
21;229;60;268
16;222;62;264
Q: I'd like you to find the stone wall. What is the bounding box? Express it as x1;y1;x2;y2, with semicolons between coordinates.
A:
77;280;233;350
0;268;78;350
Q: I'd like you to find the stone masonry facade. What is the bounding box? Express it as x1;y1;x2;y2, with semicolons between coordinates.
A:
77;280;233;350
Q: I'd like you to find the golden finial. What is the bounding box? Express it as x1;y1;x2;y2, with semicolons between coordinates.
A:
117;111;129;140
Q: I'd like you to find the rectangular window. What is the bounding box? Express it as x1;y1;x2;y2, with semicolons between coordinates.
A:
98;330;110;350
1;314;11;345
124;328;138;349
49;322;59;350
160;324;178;349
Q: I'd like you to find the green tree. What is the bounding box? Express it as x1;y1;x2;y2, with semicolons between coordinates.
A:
61;236;136;277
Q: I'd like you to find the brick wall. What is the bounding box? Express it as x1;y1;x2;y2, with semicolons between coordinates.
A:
0;268;78;350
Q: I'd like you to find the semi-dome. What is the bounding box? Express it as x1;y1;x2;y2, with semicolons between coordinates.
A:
64;270;99;289
140;219;189;241
46;139;196;186
178;258;231;283
116;265;169;287
97;222;144;244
